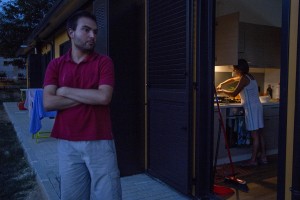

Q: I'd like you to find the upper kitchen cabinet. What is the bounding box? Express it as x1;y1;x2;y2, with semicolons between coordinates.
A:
238;22;281;68
216;11;281;68
215;12;239;66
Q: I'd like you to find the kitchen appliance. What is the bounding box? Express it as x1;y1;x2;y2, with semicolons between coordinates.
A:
273;84;280;99
214;95;241;104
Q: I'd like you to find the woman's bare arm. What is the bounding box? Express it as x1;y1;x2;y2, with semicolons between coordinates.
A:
216;76;240;89
217;75;250;97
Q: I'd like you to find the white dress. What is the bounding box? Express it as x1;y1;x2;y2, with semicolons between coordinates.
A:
239;74;264;131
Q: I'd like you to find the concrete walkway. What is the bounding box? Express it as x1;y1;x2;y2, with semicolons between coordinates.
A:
3;102;191;200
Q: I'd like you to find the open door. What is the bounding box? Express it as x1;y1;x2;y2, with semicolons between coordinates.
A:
147;0;193;194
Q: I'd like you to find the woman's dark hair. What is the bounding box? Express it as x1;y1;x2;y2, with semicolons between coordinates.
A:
66;10;97;31
234;59;249;74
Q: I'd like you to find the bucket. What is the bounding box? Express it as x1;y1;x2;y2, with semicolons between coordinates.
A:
17;101;27;110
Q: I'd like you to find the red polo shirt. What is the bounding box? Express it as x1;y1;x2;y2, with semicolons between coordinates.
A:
43;50;114;141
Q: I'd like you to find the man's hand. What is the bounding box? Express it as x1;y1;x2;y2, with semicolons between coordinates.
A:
56;87;68;97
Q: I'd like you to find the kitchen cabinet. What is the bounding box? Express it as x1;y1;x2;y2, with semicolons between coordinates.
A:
214;108;226;159
214;107;251;164
238;23;281;67
213;103;279;165
215;12;239;66
215;12;281;67
263;105;279;151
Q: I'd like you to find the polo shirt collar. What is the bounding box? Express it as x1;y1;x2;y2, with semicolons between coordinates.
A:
65;49;98;63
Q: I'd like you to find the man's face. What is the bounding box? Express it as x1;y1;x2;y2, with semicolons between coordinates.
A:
69;17;98;52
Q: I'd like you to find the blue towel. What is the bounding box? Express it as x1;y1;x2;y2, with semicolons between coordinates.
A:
29;89;57;134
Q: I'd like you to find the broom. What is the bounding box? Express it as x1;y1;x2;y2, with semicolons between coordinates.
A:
213;112;235;197
214;85;249;192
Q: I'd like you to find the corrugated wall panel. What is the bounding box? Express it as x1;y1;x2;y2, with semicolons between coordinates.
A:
147;0;192;194
148;0;188;89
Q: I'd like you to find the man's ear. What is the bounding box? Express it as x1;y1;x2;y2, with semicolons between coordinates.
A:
67;28;74;38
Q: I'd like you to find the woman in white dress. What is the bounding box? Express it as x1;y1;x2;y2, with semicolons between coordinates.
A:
217;59;268;166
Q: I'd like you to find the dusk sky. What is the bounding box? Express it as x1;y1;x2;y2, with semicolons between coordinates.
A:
0;0;9;11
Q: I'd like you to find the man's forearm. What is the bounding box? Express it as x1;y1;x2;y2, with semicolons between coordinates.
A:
57;86;113;105
44;94;80;111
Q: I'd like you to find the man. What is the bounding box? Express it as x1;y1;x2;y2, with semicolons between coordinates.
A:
43;10;122;200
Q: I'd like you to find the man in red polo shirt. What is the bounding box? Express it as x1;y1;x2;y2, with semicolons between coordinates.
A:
43;10;121;200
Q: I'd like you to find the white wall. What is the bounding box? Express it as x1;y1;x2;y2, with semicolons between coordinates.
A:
0;57;26;79
216;0;282;27
264;68;280;98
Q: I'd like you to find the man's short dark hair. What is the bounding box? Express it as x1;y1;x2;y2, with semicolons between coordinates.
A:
66;10;97;31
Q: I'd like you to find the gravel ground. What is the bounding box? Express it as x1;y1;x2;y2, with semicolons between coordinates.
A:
0;88;45;200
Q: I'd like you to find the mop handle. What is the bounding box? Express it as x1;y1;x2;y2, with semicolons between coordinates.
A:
214;86;236;176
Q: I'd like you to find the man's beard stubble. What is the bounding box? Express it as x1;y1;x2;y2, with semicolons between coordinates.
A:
73;38;95;53
75;44;94;54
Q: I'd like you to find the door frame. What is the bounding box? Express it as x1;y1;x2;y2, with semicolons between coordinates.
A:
194;0;291;199
194;0;216;198
277;0;290;199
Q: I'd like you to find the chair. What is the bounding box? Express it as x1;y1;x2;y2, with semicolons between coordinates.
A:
29;89;56;143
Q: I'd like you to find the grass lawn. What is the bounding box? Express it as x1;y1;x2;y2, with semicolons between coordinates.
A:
0;89;43;199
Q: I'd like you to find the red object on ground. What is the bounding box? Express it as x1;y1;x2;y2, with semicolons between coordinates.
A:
18;101;27;110
214;184;235;197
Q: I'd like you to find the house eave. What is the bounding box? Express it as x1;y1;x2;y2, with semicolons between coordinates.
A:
17;0;90;56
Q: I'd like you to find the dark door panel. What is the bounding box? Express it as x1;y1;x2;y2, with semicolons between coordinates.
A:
94;0;145;176
147;0;192;195
148;94;189;192
28;54;44;88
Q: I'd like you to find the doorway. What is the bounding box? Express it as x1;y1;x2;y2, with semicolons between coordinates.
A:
213;0;282;199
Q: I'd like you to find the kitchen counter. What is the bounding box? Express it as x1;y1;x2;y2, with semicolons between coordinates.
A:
215;101;279;108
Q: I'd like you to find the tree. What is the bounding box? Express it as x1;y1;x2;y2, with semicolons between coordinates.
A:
0;0;56;63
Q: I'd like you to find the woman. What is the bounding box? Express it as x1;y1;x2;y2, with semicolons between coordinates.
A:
216;59;268;166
